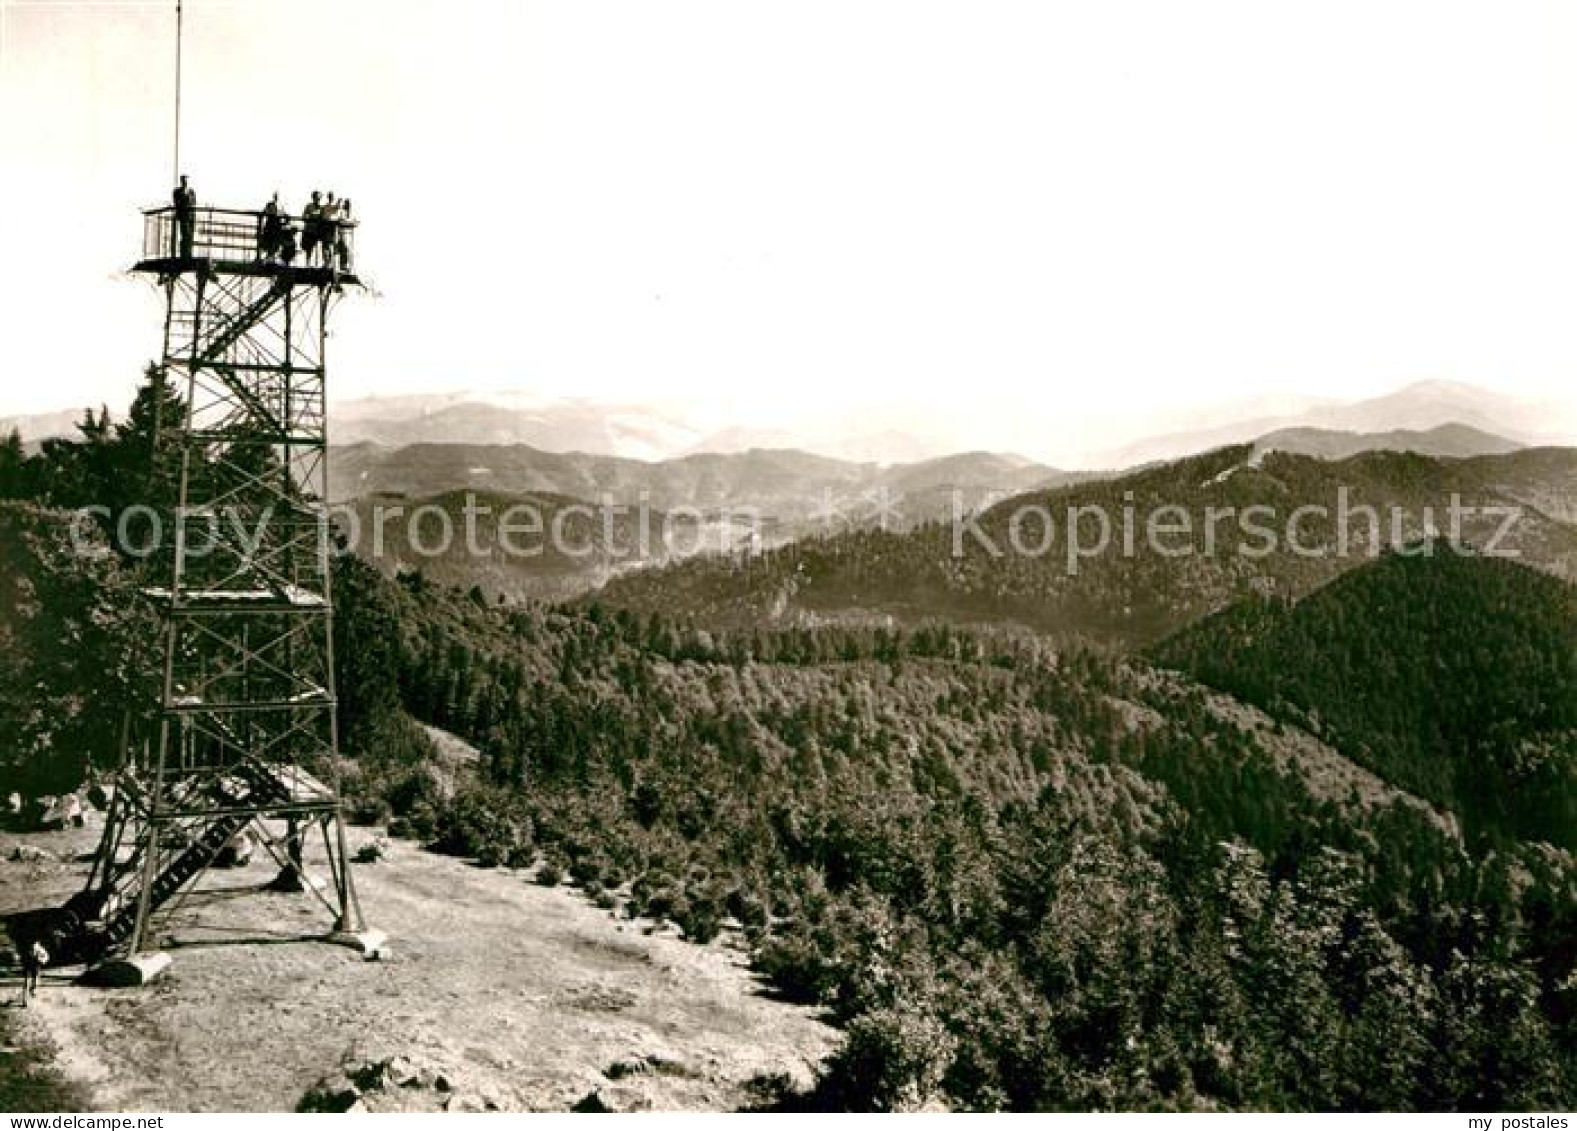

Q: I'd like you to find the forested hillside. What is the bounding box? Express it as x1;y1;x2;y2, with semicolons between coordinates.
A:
3;398;1574;1110
341;488;674;602
1153;545;1577;848
1461;447;1577;526
328;565;1575;1110
593;445;1577;648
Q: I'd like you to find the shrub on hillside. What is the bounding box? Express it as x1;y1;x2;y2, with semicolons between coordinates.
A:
819;1003;956;1111
568;855;606;886
726;886;769;929
754;927;839;1006
535;860;564;886
383;766;447;818
387;804;439;841
347;797;391;826
674;881;727;943
386;817;413;839
406;801;439;841
430;785;530;862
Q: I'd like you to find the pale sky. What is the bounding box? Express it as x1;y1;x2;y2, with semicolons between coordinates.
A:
3;0;1576;461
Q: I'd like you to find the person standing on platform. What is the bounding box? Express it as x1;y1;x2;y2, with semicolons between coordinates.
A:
332;196;354;271
172;175;197;258
257;192;286;261
335;199;354;272
320;192;341;268
301;190;324;265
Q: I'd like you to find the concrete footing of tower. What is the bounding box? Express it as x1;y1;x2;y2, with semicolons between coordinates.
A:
78;928;385;989
83;951;174;987
327;928;388;959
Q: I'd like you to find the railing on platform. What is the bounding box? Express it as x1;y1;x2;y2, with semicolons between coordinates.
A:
141;204;358;271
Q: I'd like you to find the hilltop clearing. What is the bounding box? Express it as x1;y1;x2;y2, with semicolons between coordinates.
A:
0;820;832;1113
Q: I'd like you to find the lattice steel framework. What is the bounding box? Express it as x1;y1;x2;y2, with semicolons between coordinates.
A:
76;205;368;958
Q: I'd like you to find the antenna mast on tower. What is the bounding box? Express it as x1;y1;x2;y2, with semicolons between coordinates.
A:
172;0;183;182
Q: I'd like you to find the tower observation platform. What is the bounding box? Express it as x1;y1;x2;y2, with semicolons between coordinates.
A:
62;198;382;978
136;204;360;284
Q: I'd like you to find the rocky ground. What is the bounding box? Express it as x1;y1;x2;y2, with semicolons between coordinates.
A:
0;818;834;1112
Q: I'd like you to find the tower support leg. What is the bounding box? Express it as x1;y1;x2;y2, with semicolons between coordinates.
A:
267;817;310;892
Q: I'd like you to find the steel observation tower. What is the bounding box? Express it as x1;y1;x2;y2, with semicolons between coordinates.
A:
65;202;384;981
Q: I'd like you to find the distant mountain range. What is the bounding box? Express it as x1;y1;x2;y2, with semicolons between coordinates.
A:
328;446;1083;600
11;377;1567;614
5;379;1569;467
1252;422;1522;462
591;445;1577;648
332;393;703;461
338;441;1577;607
331;443;1076;536
0;408;90;451
1095;379;1567;467
328;392;961;465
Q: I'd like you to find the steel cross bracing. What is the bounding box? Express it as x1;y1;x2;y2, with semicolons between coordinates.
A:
71;209;368;960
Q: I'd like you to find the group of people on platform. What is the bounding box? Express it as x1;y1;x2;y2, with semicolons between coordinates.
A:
257;190;354;269
169;176;354;271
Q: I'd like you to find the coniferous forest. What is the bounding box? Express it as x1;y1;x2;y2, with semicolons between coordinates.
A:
1;385;1573;1110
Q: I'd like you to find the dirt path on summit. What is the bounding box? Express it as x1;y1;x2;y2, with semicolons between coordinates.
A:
0;821;833;1112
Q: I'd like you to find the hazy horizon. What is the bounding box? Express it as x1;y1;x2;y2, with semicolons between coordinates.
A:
3;374;1574;469
5;1;1576;462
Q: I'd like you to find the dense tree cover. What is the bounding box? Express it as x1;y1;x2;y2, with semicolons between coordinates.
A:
341;487;666;603
593;446;1577;650
0;430;27;501
5;410;1574;1109
0;503;154;795
332;569;1575;1110
331;551;441;786
1154;544;1577;848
